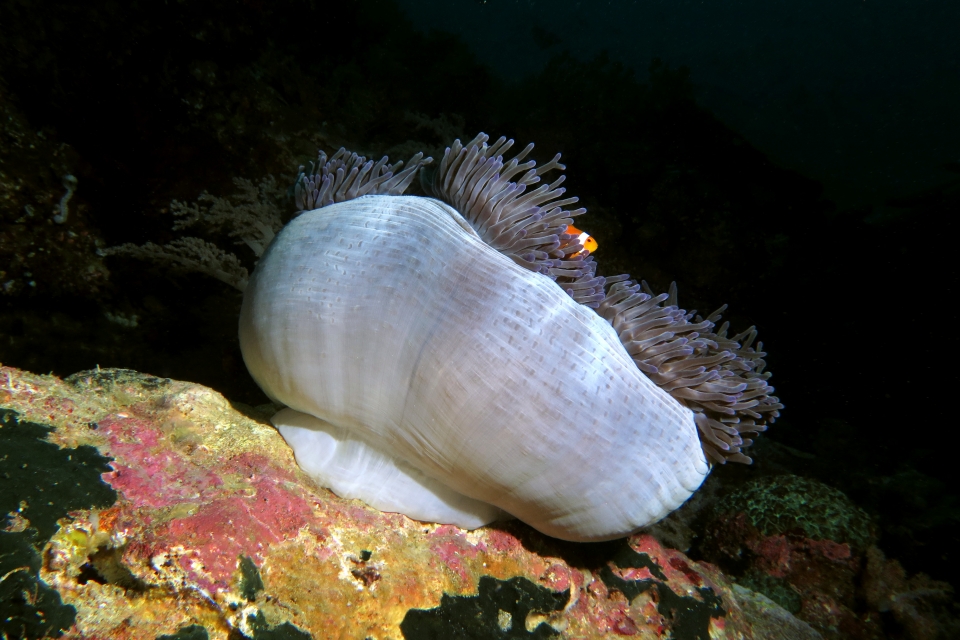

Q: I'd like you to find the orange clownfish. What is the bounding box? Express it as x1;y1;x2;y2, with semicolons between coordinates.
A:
560;224;598;258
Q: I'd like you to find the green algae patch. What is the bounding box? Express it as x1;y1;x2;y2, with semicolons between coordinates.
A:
245;611;312;639
400;576;569;639
239;555;265;601
157;624;210;640
0;407;118;638
715;475;874;549
0;528;77;638
0;407;117;540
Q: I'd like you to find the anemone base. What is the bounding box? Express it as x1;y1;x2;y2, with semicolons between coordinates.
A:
272;408;505;529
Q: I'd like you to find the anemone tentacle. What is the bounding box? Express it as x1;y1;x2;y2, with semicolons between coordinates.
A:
295;148;432;212
596;279;783;463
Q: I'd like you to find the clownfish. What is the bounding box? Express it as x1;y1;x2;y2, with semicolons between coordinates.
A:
561;224;598;258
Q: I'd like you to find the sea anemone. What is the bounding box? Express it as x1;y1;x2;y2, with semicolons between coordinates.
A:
238;133;781;541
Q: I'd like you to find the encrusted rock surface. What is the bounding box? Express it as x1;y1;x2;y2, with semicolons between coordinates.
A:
701;475;877;635
699;475;959;640
1;365;814;639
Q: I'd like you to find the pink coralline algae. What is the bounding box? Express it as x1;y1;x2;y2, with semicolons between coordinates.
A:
99;414;224;509
2;365;816;639
95;412;319;597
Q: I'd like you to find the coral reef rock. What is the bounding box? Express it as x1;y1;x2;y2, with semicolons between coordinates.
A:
700;475;876;638
2;365;809;639
699;474;960;639
0;88;108;298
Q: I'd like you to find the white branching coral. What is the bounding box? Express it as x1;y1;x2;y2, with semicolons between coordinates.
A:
104;237;250;291
107;147;430;293
171;176;285;256
104;175;288;292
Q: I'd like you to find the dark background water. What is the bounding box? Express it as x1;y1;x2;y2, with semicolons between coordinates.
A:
0;0;957;606
398;0;960;211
